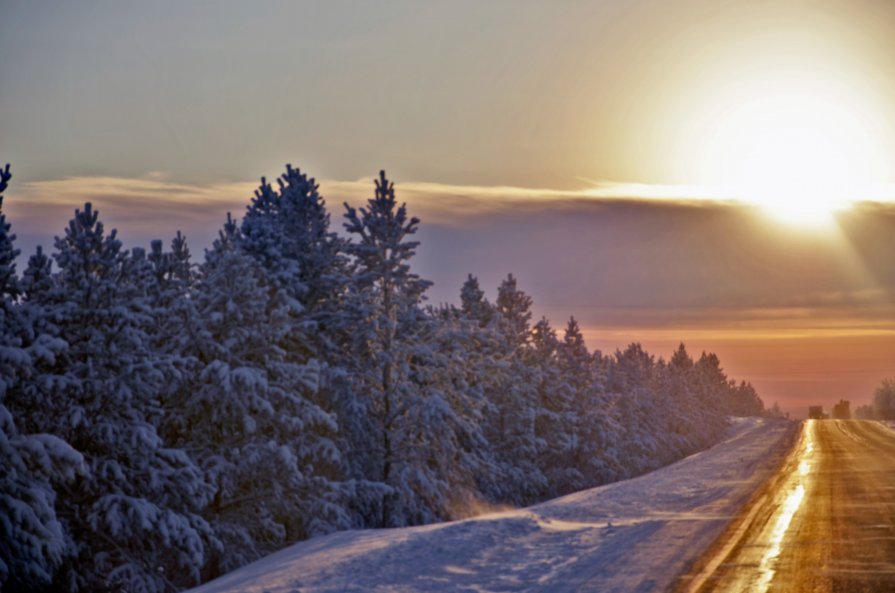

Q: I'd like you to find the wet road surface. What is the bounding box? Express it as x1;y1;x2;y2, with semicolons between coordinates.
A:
673;420;895;593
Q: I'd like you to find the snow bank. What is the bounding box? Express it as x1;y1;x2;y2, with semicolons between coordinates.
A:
189;417;794;593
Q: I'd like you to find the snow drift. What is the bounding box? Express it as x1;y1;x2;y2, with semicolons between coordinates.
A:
190;417;794;593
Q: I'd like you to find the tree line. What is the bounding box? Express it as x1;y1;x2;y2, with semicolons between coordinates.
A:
0;164;769;592
854;379;895;419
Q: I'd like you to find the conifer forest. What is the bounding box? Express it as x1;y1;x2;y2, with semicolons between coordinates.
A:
0;164;769;592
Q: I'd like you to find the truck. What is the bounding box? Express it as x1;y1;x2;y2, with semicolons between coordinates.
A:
808;405;827;420
832;400;851;420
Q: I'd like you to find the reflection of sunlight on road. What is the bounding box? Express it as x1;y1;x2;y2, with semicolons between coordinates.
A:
754;421;815;593
799;434;814;476
754;486;805;592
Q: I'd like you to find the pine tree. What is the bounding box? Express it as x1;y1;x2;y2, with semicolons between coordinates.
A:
873;379;895;419
529;317;581;497
481;274;546;504
237;164;349;495
608;344;662;475
178;213;345;579
692;351;733;445
35;203;214;593
495;273;532;349
557;317;614;488
449;276;508;504
459;274;493;327
240;165;347;323
728;380;764;417
0;164;17;299
341;170;485;527
0;164;85;592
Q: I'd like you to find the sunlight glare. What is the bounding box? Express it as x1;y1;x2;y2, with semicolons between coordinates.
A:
686;64;889;228
712;93;869;226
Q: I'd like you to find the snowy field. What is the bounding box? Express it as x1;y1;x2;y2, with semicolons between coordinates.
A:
189;418;794;593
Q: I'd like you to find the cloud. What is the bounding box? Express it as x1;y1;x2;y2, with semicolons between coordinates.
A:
4;173;894;335
3;173;746;259
6;174;255;224
8;172;893;236
4;175;257;257
323;177;742;226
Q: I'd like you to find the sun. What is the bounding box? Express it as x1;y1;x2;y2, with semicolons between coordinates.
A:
709;92;868;226
683;67;889;228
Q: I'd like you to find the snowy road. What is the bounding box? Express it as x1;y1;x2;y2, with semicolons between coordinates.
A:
189;418;795;593
674;420;895;593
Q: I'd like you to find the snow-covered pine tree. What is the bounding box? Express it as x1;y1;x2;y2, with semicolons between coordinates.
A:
495;273;532;348
656;343;701;459
728;380;764;417
38;203;214;593
557;317;618;485
142;233;203;445
0;164;16;299
459;274;494;327
342;170;481;527
607;343;662;475
529;316;581;498
480;274;546;505
392;312;492;523
0;164;85;592
146;232;194;315
240;165;346;319
444;275;509;505
425;303;499;513
180;213;344;579
237;165;348;505
690;351;732;446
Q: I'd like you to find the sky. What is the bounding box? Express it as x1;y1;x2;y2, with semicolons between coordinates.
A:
2;0;895;416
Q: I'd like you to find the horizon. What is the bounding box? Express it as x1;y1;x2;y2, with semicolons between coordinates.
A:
5;171;893;418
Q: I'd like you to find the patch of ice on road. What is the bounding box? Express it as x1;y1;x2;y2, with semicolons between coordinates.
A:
188;417;793;593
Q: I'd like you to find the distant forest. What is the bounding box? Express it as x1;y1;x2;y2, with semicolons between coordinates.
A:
854;379;895;419
0;164;772;592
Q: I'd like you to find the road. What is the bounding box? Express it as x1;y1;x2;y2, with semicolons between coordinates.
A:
672;420;895;593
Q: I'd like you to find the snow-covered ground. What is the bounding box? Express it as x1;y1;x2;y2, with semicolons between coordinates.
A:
189;418;794;593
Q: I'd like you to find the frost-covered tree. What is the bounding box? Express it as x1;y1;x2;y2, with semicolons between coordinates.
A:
238;166;349;483
0;411;83;593
445;277;511;503
147;232;194;314
657;343;701;457
529;317;581;497
179;214;345;579
0;164;16;299
495;273;532;348
557;317;617;487
479;274;546;504
142;233;202;435
728;380;764;417
31;203;215;593
0;164;85;592
607;343;664;474
459;274;493;327
0;158;767;588
341;170;484;527
873;378;895;420
240;165;346;318
691;351;734;445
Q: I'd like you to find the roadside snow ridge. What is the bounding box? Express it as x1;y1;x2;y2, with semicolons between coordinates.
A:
189;417;792;593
